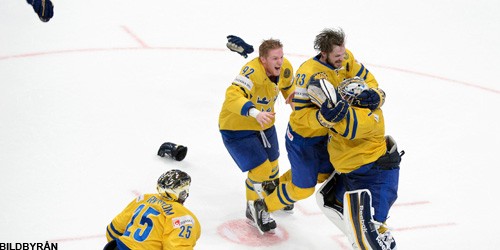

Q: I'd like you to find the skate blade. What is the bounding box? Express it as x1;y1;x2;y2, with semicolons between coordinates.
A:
246;218;264;235
246;218;256;227
245;219;275;235
280;208;295;214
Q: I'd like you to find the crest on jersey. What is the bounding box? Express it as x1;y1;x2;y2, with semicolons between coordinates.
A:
257;96;270;105
311;72;328;81
284;68;291;78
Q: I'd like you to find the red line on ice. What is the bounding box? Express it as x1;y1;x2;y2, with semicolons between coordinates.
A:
120;25;150;48
0;29;498;95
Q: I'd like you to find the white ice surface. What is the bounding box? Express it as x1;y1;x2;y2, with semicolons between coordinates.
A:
1;0;499;249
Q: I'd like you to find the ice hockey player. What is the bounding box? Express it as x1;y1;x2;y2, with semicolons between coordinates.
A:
248;27;381;234
219;37;295;233
315;77;403;250
104;169;201;250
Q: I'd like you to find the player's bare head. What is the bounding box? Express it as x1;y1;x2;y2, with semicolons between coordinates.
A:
314;27;345;53
259;39;283;58
259;39;284;77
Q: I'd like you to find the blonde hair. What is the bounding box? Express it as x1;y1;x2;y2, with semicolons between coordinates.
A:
259;39;283;57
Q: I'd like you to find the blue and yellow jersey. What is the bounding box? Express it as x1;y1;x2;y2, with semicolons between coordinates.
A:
106;194;201;250
327;107;387;173
289;49;378;138
218;57;294;131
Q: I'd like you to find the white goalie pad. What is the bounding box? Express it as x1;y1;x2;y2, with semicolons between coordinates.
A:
315;173;349;236
344;189;397;250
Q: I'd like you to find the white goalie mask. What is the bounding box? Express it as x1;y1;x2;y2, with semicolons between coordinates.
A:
157;169;191;204
338;77;368;105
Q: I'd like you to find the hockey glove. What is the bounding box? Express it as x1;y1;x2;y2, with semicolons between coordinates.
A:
226;35;254;58
27;0;54;22
157;142;188;161
307;78;338;107
317;99;349;128
353;88;385;110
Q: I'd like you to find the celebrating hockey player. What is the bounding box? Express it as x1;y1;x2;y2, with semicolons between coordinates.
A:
248;27;381;233
219;38;294;233
104;169;201;250
315;77;402;250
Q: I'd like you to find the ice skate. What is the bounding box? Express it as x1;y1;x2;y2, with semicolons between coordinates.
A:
247;199;276;234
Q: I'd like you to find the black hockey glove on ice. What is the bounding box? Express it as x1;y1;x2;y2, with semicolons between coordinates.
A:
157;142;188;161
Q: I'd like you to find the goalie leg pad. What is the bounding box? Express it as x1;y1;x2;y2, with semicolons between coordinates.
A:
316;173;349;236
344;189;397;250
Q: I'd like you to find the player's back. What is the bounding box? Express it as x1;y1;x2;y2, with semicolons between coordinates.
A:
112;193;201;250
328;107;386;173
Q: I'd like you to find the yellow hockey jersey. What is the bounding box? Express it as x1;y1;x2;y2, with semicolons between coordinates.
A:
289;49;378;138
218;57;294;131
328;107;387;173
106;194;201;250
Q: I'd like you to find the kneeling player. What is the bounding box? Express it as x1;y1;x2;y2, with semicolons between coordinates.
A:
105;170;201;249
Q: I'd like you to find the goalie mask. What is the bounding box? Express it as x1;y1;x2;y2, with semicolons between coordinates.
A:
338;77;368;105
157;169;191;204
